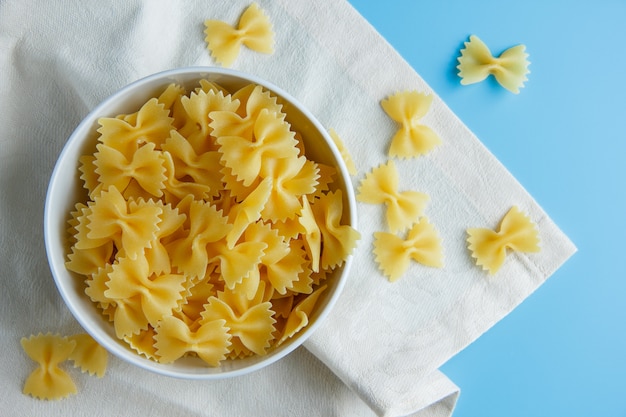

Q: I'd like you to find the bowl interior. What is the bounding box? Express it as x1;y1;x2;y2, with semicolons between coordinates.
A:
44;67;356;379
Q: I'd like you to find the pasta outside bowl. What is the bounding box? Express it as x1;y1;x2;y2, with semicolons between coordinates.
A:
44;67;358;379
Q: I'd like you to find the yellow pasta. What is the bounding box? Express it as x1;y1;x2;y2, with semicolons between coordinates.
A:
68;333;108;378
204;2;275;67
66;79;359;367
154;316;231;366
457;35;530;94
311;190;361;270
373;217;444;282
124;326;159;361
381;91;441;158
201;282;276;356
83;187;163;260
277;285;327;346
161;131;224;198
210;84;283;141
105;255;187;337
217;108;300;187
298;196;321;272
97;98;173;158
94;142;166;198
166;199;231;280
20;333;77;400
467;206;540;275
261;155;320;222
357;160;429;233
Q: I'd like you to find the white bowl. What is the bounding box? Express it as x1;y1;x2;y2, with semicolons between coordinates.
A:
44;67;357;379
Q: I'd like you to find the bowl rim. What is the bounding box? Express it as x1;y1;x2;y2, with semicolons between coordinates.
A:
43;66;357;379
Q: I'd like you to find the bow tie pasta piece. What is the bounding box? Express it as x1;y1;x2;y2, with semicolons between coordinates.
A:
83;187;163;260
154;316;232;366
66;204;115;276
381;91;441;159
357;160;429;233
257;155;320;222
204;2;275;67
206;237;268;291
20;333;77;400
142;200;187;276
243;221;307;296
97;98;173;159
201;284;277;356
166;199;231;280
67;334;108;378
160;151;213;205
161;130;224;198
210;84;283;140
94;142;166;198
225;177;273;249
373;217;444;282
217;108;300;187
178;88;240;150
105;255;187;338
457;35;530;94
311;190;361;270
467;206;540;275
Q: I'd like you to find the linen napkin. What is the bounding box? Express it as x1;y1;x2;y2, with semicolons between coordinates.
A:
0;1;575;416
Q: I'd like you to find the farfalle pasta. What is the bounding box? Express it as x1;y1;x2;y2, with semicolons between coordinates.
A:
204;3;275;67
467;206;540;275
65;79;359;367
20;332;108;400
357;160;429;233
373;217;444;282
381;91;441;158
457;35;530;94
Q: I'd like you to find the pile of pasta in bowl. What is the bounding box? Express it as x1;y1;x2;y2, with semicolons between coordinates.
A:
44;67;359;378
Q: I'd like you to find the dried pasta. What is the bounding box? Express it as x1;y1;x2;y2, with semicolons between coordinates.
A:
204;3;275;67
373;217;444;282
357;160;429;233
21;333;77;400
65;79;359;367
457;35;530;94
20;332;108;400
68;333;108;378
467;206;540;275
381;91;441;158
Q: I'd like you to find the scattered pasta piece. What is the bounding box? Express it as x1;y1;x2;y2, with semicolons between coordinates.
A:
21;333;77;400
467;206;540;275
68;333;108;378
457;35;530;94
357;160;429;233
66;79;359;367
328;128;357;175
381;91;441;158
373;217;443;282
204;2;275;67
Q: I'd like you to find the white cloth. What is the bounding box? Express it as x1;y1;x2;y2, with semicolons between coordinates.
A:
0;0;575;416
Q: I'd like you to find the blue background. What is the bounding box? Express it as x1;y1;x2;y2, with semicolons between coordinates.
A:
348;1;626;416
